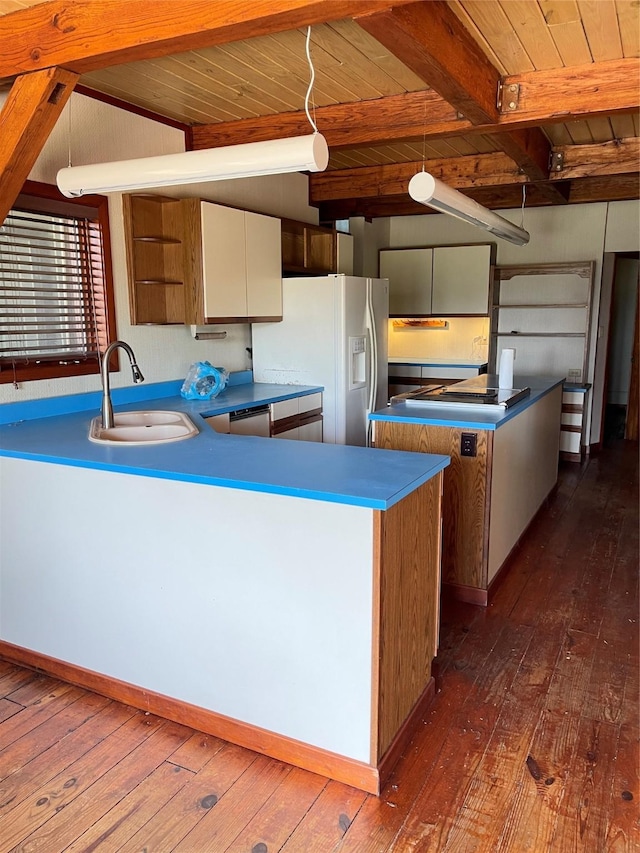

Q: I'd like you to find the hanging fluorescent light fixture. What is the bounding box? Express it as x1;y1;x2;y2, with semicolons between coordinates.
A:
56;133;329;198
57;26;328;198
408;171;530;246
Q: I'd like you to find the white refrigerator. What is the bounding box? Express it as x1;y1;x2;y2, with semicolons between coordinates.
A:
251;275;389;446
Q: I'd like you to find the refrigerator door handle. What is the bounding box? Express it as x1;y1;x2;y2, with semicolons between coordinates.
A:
365;279;378;447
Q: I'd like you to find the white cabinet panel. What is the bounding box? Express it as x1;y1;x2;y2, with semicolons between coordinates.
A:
201;203;246;319
421;366;484;380
560;430;581;453
245;210;282;318
204;413;230;434
298;419;323;442
389;365;422;379
432;245;491;315
380;245;492;316
271;392;323;442
229;410;271;437
270;398;299;421
201;201;282;321
298;392;322;414
380;248;432;315
273;427;299;440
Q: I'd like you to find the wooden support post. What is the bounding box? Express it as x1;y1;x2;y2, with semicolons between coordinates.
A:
0;67;78;224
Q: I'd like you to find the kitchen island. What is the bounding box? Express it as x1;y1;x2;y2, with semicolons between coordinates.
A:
0;379;448;795
371;375;564;606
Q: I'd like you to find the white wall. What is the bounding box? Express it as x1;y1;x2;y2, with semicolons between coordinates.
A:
368;201;640;444
387;317;489;362
0;92;319;405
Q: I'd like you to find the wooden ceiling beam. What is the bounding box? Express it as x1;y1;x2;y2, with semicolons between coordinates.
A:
0;66;77;224
191;89;463;151
191;58;640;153
318;174;640;221
499;61;640;124
311;138;639;215
551;137;640;180
0;0;416;79
354;0;500;125
353;0;555;187
310;153;526;203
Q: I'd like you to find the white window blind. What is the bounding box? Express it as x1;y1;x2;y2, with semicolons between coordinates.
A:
0;203;109;368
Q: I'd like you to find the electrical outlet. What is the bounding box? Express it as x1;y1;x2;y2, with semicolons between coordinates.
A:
461;432;477;457
567;368;582;382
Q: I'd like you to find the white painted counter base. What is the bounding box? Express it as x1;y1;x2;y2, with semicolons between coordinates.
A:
1;459;374;756
0;454;445;793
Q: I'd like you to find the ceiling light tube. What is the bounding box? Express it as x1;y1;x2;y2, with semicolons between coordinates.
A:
57;133;329;198
408;171;530;246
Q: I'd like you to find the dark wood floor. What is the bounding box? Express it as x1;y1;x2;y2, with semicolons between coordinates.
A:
0;439;638;852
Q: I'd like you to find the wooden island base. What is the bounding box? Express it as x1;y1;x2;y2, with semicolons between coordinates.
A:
375;380;563;605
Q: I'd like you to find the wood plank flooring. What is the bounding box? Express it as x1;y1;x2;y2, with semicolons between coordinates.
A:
0;439;637;852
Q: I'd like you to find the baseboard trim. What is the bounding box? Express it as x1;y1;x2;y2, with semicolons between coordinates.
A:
442;582;488;607
560;450;583;462
376;677;436;788
0;640;380;794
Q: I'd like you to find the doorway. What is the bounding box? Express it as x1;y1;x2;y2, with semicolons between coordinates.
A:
602;254;639;444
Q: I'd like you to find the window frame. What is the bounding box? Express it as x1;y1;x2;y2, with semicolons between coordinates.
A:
0;179;117;385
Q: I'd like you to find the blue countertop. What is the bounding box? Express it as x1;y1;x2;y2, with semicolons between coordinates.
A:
0;380;449;511
371;375;564;431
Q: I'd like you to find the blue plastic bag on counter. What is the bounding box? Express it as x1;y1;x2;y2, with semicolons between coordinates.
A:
180;362;228;400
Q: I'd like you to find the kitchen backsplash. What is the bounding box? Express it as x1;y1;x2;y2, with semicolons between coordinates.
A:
387;317;490;362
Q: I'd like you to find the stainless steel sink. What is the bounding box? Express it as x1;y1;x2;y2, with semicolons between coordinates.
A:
88;410;198;445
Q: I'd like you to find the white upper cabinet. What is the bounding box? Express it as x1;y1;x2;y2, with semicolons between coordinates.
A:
380;248;433;315
245;209;283;318
201;201;282;322
432;245;492;315
380;243;494;316
123;194;282;326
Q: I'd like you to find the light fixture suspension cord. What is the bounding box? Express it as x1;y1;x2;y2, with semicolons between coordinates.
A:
520;183;527;230
67;99;72;167
304;26;318;133
422;92;428;172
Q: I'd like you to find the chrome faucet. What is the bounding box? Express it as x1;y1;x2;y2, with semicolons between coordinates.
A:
101;340;144;429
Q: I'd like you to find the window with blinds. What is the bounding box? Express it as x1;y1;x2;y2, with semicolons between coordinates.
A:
0;180;116;385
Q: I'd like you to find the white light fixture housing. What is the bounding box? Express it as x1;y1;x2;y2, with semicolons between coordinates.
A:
408;171;530;246
57;132;329;198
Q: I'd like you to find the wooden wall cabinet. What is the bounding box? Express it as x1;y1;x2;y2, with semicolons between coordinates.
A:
123;194;282;325
380;243;494;317
281;218;337;275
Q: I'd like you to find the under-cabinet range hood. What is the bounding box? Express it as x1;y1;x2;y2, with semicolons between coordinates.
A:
390;375;531;409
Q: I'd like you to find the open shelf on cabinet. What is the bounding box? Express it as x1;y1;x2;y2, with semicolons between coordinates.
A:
123;194;187;325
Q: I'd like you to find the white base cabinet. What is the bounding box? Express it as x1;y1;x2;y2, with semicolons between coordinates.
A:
270;392;323;441
560;387;589;460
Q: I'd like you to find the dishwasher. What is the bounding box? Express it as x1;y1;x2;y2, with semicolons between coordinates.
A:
228;405;271;437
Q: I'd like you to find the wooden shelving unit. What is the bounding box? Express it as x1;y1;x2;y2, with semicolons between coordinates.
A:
490;262;595;383
123;194;187;325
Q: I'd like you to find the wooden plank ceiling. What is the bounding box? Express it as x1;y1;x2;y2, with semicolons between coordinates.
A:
0;0;638;223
